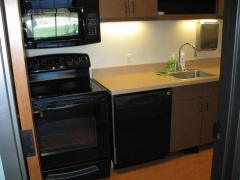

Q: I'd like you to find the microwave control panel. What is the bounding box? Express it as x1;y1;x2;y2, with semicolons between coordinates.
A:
87;13;99;36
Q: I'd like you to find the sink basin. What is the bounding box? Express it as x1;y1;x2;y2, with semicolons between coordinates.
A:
168;70;217;80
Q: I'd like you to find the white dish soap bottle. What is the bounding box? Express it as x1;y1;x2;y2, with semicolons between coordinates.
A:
180;50;185;70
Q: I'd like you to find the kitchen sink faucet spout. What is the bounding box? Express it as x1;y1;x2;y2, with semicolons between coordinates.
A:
178;43;197;71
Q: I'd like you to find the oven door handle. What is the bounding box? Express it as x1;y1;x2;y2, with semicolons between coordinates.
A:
44;102;85;110
45;165;99;180
39;97;107;110
33;110;43;118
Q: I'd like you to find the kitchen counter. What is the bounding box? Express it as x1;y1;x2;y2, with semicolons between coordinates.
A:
93;58;220;95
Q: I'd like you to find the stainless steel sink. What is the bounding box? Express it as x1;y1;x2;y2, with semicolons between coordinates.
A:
168;70;217;80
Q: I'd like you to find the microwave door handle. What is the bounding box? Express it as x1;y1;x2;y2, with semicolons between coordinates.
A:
80;9;86;41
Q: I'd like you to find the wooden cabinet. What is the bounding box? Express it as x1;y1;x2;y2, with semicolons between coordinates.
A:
129;0;157;18
170;82;219;152
100;0;158;20
171;98;203;152
99;0;224;21
217;0;224;17
100;0;129;19
200;95;218;145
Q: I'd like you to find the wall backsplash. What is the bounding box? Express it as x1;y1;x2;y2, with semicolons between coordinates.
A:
25;20;222;75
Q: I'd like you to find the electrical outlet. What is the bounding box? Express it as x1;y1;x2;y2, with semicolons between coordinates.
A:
125;54;132;65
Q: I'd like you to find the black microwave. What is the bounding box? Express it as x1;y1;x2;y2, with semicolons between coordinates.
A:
20;0;100;49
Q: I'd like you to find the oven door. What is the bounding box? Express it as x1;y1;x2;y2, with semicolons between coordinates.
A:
32;93;109;171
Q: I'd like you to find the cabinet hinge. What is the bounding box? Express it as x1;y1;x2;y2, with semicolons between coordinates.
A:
213;121;221;143
20;130;36;157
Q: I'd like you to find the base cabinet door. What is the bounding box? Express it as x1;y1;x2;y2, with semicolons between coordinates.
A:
170;82;219;152
170;98;202;152
200;95;218;145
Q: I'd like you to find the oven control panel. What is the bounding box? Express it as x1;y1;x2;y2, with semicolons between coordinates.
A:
27;53;90;72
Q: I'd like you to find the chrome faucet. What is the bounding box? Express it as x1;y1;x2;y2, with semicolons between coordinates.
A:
178;43;197;71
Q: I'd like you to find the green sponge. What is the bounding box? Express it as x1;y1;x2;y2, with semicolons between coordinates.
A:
155;71;168;76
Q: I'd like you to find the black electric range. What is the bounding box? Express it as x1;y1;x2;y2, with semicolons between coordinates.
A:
26;53;110;180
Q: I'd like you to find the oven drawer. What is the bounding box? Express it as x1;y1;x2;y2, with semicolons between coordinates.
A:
43;159;110;180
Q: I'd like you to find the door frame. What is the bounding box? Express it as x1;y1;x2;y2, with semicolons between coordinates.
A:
211;0;240;179
2;0;42;179
0;2;28;178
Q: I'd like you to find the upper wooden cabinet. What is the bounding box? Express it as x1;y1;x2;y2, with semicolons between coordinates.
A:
100;0;158;20
129;0;157;18
100;0;129;19
100;0;224;21
217;0;224;17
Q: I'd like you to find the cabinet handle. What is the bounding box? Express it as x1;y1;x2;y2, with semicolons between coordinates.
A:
132;1;135;13
199;102;202;112
124;1;128;13
205;101;209;111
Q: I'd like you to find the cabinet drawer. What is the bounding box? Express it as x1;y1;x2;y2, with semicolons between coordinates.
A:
172;81;219;101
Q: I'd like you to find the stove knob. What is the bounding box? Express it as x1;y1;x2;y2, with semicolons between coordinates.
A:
32;59;40;68
74;56;81;65
41;59;47;66
81;55;89;65
66;56;74;65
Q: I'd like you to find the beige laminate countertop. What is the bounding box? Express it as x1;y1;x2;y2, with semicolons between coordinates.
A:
93;58;220;95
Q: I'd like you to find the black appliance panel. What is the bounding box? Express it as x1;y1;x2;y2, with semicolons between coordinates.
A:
33;93;109;170
113;89;172;169
20;0;100;49
29;79;105;99
20;0;99;10
27;53;110;179
27;53;90;73
158;0;216;14
26;54;102;99
29;78;91;99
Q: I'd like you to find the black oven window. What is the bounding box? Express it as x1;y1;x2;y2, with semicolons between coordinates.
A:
37;117;97;156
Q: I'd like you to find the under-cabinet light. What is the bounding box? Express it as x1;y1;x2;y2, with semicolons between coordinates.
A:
101;22;141;35
199;19;218;24
182;21;196;30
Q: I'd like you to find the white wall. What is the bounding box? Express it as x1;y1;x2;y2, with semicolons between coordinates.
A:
25;20;223;71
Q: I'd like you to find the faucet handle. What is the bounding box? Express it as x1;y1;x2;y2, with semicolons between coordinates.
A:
184;61;193;71
177;64;183;71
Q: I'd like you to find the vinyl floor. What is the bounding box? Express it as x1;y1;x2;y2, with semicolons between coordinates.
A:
104;144;213;180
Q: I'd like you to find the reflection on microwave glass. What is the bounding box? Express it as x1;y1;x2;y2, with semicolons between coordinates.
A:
23;9;78;40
